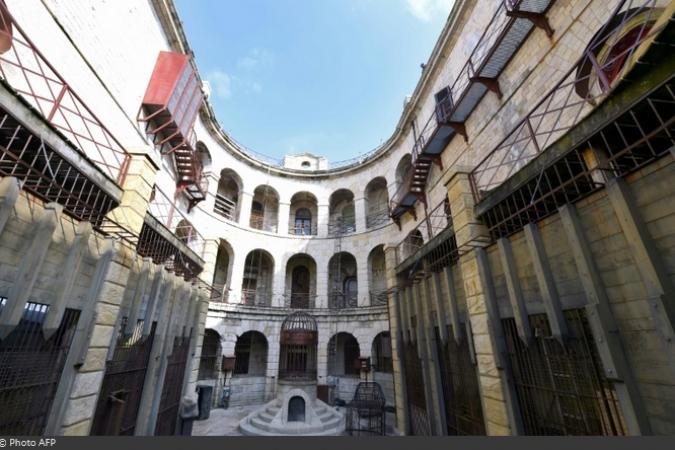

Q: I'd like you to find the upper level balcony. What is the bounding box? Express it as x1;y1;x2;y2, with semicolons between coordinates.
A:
390;0;556;222
0;3;130;226
469;0;674;240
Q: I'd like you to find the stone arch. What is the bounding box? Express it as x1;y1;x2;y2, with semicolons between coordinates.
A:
289;191;318;235
368;245;387;306
233;330;268;376
371;332;393;373
215;168;243;221
365;177;389;228
241;249;274;306
327;251;358;309
285;253;317;309
328;189;356;235
198;329;222;380
250;184;280;232
327;332;360;377
211;239;234;302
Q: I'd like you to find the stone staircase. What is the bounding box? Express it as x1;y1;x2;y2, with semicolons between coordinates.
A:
239;398;345;436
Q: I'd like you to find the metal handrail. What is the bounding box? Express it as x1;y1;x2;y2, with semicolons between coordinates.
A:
147;185;206;259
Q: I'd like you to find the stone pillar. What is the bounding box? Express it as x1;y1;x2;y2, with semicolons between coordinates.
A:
229;250;248;304
202;172;219;216
317;203;329;238
355;196;367;233
200;239;220;287
105;150;161;235
447;168;519;436
356;250;370;307
55;150;160;435
239;191;253;227
278;201;291;235
184;291;210;396
315;254;329;309
271;255;287;307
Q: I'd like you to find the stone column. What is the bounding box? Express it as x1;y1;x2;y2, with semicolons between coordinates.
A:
239;191;253;227
278;201;291;235
355;196;367;233
202;172;219;216
315;253;329;309
228;250;248;304
447;167;519;436
105;149;161;235
356;249;370;307
200;239;220;287
317;203;329;238
55;150;160;435
384;244;408;433
271;254;287;307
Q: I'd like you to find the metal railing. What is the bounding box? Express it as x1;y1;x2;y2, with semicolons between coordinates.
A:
470;0;666;201
0;5;130;184
395;198;453;265
328;217;356;236
289;223;318;236
369;290;389;306
214;193;236;220
283;293;317;309
146;185;206;259
240;289;272;307
366;209;390;228
328;291;358;309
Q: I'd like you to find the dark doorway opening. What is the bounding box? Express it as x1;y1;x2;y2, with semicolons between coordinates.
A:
288;396;306;422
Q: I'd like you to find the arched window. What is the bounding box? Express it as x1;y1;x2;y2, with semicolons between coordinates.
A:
295;208;312;236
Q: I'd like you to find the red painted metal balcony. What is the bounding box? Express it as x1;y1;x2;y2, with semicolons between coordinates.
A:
389;0;555;221
470;0;669;203
139;52;206;210
0;2;130;225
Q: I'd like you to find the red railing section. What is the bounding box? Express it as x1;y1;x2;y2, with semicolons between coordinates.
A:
0;3;130;184
470;0;667;201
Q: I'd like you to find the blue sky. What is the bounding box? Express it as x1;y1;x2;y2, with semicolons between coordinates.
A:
175;0;454;162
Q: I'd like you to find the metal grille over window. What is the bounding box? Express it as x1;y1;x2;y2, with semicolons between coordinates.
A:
502;309;627;435
91;319;157;436
198;329;221;380
0;300;80;436
435;325;486;435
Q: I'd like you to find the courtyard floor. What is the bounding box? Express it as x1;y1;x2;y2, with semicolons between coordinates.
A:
191;404;400;436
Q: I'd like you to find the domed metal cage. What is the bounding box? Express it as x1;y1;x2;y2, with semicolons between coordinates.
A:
346;382;387;436
279;312;318;381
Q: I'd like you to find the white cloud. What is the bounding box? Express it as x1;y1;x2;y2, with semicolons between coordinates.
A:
405;0;454;22
237;48;275;70
206;70;232;99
